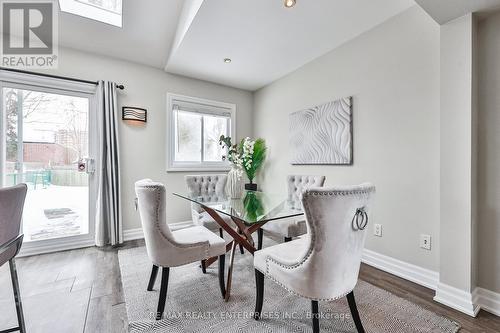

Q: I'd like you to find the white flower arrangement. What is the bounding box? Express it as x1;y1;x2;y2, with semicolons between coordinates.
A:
219;135;267;184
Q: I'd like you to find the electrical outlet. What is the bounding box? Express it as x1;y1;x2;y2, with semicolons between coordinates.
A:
374;224;382;237
420;234;431;250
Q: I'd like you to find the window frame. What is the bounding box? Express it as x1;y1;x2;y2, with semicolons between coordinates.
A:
59;0;123;27
0;69;98;256
166;93;236;172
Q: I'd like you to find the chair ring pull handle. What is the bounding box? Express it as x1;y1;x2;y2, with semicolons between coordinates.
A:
352;208;368;231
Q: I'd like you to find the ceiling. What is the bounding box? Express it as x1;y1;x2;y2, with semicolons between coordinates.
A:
57;0;416;91
415;0;500;24
58;0;184;68
166;0;414;90
56;0;500;91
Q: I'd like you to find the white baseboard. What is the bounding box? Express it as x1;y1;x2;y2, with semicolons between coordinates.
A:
123;228;144;241
361;249;500;318
18;237;95;257
475;287;500;317
362;249;439;290
123;220;194;241
434;283;480;317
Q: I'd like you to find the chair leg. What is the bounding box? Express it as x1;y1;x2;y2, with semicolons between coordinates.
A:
147;265;159;291
219;228;224;238
156;267;170;320
284;237;292;242
346;291;365;333
9;259;26;333
200;260;207;274
257;229;263;250
311;300;320;333
218;254;226;298
253;269;265;320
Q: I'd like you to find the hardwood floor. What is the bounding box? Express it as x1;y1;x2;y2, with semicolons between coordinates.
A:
0;240;142;333
0;240;498;332
359;265;500;333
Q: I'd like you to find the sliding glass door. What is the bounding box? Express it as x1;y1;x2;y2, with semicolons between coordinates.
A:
0;75;97;254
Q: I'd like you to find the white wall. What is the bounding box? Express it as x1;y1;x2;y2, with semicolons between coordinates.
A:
35;47;253;231
478;11;500;294
253;6;441;271
438;14;476;294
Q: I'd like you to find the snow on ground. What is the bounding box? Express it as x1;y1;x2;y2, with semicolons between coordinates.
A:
23;185;88;242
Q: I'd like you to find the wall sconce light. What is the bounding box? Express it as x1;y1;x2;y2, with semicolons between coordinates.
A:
122;107;147;122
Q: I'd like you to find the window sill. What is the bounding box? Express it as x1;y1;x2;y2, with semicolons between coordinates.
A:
166;166;231;173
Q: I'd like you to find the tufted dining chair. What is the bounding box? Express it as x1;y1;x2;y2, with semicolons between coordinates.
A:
185;174;228;228
253;184;375;333
135;179;227;320
0;184;28;333
258;175;325;249
185;174;245;263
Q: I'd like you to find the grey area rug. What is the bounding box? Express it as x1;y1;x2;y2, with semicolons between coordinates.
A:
118;245;460;333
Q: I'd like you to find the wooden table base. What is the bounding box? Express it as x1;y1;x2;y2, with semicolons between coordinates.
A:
203;206;264;301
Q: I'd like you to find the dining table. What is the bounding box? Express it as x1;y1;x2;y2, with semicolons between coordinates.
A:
173;190;304;301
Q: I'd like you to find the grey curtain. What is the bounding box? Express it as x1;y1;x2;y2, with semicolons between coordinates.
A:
95;81;123;247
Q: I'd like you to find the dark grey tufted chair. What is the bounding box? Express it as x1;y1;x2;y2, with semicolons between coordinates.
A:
0;184;28;333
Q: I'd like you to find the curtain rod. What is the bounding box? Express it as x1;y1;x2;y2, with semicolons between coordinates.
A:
0;67;125;90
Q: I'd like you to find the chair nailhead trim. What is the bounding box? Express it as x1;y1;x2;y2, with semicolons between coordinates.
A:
258;267;355;302
263;185;375;301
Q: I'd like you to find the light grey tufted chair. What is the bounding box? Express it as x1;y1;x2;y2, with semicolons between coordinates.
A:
0;184;28;333
254;184;375;333
135;179;227;320
258;175;326;249
185;174;245;262
185;174;228;228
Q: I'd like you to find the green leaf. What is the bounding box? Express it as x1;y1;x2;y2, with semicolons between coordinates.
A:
243;191;264;221
243;138;266;182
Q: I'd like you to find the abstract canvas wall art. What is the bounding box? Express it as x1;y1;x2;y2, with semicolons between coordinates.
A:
289;96;352;165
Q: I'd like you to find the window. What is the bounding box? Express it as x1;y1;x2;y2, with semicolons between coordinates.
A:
59;0;123;27
75;0;122;14
167;94;235;171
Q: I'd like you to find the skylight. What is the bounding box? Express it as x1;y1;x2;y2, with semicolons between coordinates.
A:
59;0;123;27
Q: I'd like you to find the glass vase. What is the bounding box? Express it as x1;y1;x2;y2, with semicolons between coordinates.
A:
226;166;244;199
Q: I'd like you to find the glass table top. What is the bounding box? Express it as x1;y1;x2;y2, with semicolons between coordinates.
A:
173;190;304;225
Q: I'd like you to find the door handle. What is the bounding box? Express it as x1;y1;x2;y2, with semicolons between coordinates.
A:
85;158;95;174
78;158;95;174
